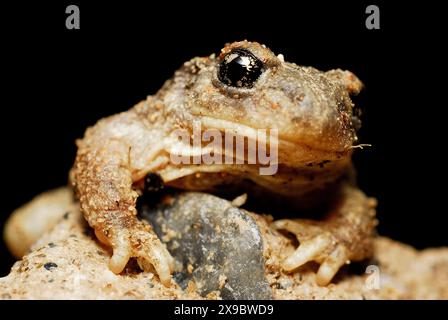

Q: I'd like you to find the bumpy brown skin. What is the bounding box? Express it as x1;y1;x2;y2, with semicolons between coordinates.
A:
71;41;376;286
72;111;174;285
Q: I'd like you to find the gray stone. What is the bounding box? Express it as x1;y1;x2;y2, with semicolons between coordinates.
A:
141;192;272;300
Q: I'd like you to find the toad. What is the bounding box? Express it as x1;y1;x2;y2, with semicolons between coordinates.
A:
71;41;377;286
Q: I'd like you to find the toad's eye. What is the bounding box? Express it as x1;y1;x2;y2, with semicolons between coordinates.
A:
217;49;263;88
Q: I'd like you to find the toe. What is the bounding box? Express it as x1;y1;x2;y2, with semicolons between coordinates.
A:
135;233;173;286
142;243;173;286
316;245;349;286
272;219;307;235
272;219;320;239
282;234;331;271
109;232;131;274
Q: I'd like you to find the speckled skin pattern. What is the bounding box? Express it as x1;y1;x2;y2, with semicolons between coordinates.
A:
70;41;377;286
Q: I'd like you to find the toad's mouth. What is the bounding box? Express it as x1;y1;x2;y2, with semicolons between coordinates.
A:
186;116;352;162
143;116;353;186
132;116;353;187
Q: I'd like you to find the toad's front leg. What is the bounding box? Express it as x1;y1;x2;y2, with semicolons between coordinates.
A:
72;110;173;286
272;184;377;286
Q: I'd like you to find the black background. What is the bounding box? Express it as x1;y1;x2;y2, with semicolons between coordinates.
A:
1;1;446;277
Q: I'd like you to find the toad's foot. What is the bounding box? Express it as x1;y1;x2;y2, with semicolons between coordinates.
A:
95;222;174;286
272;219;352;286
272;185;377;286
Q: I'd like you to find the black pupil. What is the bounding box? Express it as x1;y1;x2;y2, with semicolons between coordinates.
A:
218;49;263;88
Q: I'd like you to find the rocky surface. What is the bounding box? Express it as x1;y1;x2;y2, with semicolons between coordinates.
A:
1;189;448;299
